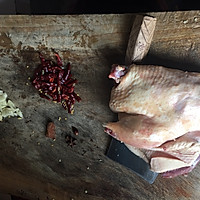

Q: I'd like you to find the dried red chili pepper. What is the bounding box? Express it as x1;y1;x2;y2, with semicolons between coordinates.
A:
72;126;79;136
46;122;56;139
32;53;81;113
65;135;76;147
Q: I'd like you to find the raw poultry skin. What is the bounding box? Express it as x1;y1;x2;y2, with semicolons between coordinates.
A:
104;64;200;177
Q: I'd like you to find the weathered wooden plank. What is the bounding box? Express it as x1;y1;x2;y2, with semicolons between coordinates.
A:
0;12;200;200
125;15;156;64
146;10;200;71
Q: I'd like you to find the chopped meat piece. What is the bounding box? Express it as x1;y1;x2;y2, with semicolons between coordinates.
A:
161;155;200;178
108;64;128;83
109;64;200;118
105;64;200;177
150;157;190;173
104;113;168;149
125;131;200;176
152;131;200;166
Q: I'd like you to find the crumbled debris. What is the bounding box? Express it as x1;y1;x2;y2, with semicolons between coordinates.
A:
84;190;88;194
65;135;76;147
81;150;86;156
46;122;56;139
72;126;79;136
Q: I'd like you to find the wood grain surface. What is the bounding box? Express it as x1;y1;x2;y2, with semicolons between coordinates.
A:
0;11;200;200
125;15;156;64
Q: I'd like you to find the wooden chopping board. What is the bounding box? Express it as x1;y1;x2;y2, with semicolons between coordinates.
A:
0;11;200;200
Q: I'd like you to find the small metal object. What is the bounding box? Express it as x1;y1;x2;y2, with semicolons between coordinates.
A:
106;138;158;184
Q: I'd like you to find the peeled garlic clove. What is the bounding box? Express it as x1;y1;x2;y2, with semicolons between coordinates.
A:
2;107;14;118
7;100;15;108
0;92;7;103
0;90;23;121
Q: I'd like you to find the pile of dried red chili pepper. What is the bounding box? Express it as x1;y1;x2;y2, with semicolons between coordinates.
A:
32;53;81;113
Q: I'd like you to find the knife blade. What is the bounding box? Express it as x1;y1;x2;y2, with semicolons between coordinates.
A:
106;138;158;184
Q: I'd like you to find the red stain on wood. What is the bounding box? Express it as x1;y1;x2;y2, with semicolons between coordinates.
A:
175;186;191;198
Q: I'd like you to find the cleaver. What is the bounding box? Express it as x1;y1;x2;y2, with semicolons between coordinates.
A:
107;138;158;184
106;15;158;184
